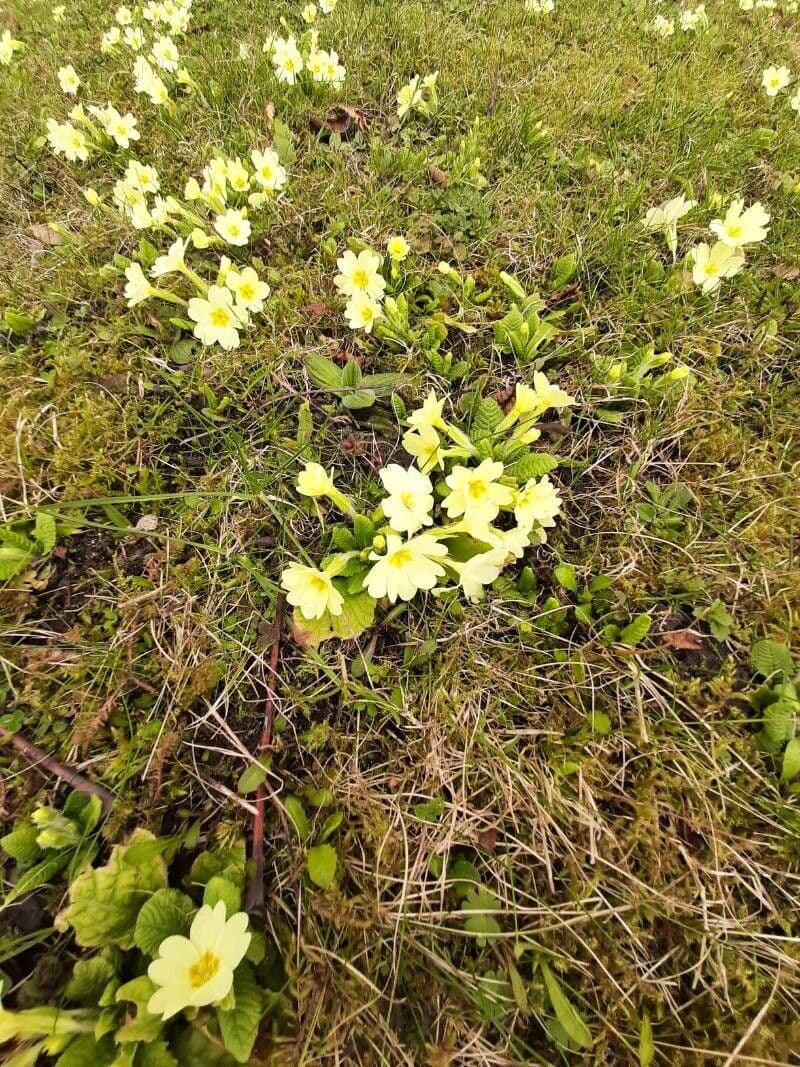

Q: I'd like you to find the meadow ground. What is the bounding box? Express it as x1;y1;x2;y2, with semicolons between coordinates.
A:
1;0;800;1063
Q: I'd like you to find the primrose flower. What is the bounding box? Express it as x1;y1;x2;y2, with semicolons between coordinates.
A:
124;262;154;307
116;4;133;24
101;26;121;52
514;475;563;531
126;160;160;195
407;391;447;433
46;119;90;162
52;5;66;20
650;14;675;36
124;26;145;49
451;548;508;602
379;464;435;534
302;3;317;23
396;76;423;120
57;64;80;94
690;241;746;292
225;157;250;193
152;34;179;71
402;424;445;473
297;461;353;513
791;88;800;112
133;56;169;104
147;902;251;1020
226;266;270;312
387;235;410;261
709;198;770;247
762;66;791;96
443;460;514;528
271;35;304;84
335;249;386;301
525;0;555;11
365;532;449;603
319;0;337;12
344;291;382;333
679;4;708;31
251;147;287;192
641;194;697;254
151;237;187;278
499;373;576;440
188;285;246;349
281;562;344;618
92;104;140;148
214;208;251;246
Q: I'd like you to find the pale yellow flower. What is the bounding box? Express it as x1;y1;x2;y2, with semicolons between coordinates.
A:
443;460;514;528
282;562;344;618
365;533;449;603
379;464;434;534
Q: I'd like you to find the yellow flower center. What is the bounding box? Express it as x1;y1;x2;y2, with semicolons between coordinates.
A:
239;282;256;301
227;223;240;237
210;306;232;327
388;548;412;568
400;491;416;508
310;575;328;593
726;223;742;239
467;480;488;501
188;950;221;988
260;166;272;181
353;269;370;289
359;306;374;324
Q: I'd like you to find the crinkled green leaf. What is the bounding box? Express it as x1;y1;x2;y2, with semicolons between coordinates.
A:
203;875;241;917
59;830;168;948
66;956;116;1006
751;640;794;680
507;453;559;482
217;962;263;1063
1;824;41;866
55;1034;116;1067
134;888;196;956
34;512;57;554
619;614;651;647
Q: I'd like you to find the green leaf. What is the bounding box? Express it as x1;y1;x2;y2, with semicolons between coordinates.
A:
353;514;375;549
34;512;57;554
341;388;376;410
549;252;578;289
283;795;311;842
237;761;268;794
306;843;337;888
340;360;362;387
66;956;116;1006
553;563;578;594
763;700;799;745
639;1012;654;1066
414;795;444;822
203;875;242;917
134;888;196;956
138;1042;179;1067
507;453;559;481
471;398;504;442
781;738;800;782
306;354;342;390
619;614;651;647
217;962;263;1064
272;118;296;164
391;393;407;421
462;886;502;944
751;640;794;679
1;824;41;866
56;1035;116;1067
540;960;592;1049
318;812;343;843
59;830;168;948
4;851;70;904
292;590;376;646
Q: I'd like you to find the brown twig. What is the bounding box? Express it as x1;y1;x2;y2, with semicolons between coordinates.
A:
1;727;114;813
245;595;286;916
545;282;581;307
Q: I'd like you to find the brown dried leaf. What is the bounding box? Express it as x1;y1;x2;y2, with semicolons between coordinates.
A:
773;263;800;280
309;104;368;139
264;100;276;126
477;827;499;852
30;223;62;246
302;302;328;318
428;165;449;188
660;629;704;651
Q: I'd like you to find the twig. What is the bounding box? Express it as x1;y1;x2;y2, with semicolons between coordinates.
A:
245;595;286;916
1;727;114;813
545;282;581;307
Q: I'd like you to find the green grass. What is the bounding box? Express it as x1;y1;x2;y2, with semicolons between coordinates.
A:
1;0;800;1063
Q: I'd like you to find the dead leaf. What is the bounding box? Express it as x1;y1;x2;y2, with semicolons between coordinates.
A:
428;165;449;188
290;618;315;647
264;100;275;126
660;629;704;651
135;514;158;532
30;223;62;246
309;104;368;139
302;302;328;318
477;827;499;852
773;263;800;281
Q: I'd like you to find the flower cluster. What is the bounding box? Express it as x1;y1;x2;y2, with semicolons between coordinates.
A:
266;28;345;88
642;192;770;293
690;198;770;292
762;65;800;111
0;29;23;65
524;0;555;13
46;100;141;161
679;4;708;31
281;378;576;636
740;0;796;9
396;72;439;122
100;1;194;104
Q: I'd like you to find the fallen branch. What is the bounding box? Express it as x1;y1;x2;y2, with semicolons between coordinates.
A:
1;727;114;813
245;595;286;916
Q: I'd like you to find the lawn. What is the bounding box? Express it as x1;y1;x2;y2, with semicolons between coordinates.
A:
1;0;799;1063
